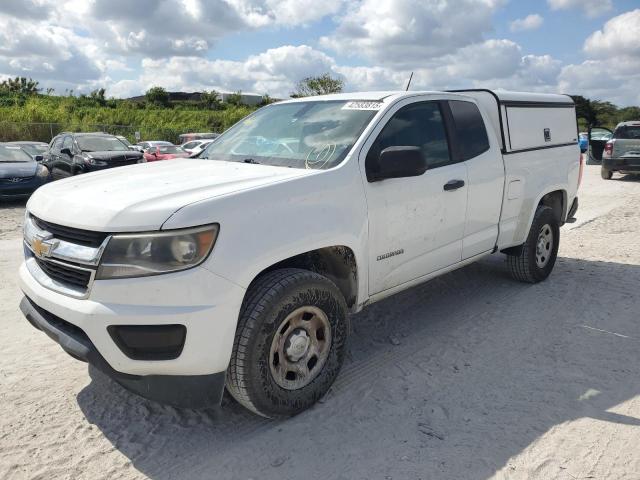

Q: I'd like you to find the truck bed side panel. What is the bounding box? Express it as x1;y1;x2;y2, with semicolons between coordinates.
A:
498;144;580;248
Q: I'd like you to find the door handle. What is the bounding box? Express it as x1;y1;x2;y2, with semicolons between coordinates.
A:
443;179;465;191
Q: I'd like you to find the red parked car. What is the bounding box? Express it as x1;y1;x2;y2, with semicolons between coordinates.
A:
143;145;190;162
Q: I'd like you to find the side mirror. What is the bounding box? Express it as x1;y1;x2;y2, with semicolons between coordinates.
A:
34;155;44;162
367;146;427;182
60;147;72;156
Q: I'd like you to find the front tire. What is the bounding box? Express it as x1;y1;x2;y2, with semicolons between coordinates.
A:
601;166;613;180
226;268;348;418
507;206;560;283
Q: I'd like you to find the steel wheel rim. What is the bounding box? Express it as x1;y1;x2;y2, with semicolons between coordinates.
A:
535;223;553;268
269;306;332;390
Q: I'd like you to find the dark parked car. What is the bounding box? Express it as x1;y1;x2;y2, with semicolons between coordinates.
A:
601;121;640;179
0;143;50;200
44;132;145;179
8;141;49;161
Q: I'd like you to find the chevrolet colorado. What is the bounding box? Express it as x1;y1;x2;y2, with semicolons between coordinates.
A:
19;90;581;418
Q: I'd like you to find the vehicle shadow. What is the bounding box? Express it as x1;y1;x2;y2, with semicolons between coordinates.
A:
77;254;640;480
614;173;640;182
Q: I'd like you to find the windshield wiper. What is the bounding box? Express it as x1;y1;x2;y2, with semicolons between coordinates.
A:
243;158;260;164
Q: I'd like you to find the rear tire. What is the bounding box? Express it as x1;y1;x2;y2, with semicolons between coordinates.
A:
507;206;559;283
226;268;348;418
601;166;613;180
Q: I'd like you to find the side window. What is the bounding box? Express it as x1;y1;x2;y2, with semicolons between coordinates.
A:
51;136;63;154
367;101;451;171
62;136;74;152
448;100;490;160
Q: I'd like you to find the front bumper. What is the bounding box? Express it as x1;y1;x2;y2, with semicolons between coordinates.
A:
0;177;48;199
20;296;225;408
603;157;640;172
19;260;246;407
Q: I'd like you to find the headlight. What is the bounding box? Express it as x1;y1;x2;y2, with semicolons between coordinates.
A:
36;165;49;178
96;224;219;279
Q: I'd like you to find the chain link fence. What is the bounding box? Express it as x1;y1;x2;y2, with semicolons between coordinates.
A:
0;122;200;144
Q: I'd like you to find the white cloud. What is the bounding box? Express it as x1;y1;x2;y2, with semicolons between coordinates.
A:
558;58;640;106
108;38;563;100
547;0;612;18
555;10;640;106
0;0;637;107
123;45;336;98
227;0;345;27
509;14;544;32
584;9;640;58
320;0;506;67
0;15;103;87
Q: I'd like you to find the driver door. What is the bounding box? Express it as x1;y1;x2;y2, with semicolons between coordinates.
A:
362;99;468;295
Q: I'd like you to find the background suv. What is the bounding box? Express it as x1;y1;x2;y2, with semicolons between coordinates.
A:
43;132;144;179
601;121;640;179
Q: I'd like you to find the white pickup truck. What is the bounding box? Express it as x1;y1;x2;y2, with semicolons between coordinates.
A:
19;89;581;418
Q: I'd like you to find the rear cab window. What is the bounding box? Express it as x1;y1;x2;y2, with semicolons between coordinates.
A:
448;100;490;160
613;125;640;140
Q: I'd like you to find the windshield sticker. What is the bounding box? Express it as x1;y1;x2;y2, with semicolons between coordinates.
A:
6;146;22;150
342;101;383;111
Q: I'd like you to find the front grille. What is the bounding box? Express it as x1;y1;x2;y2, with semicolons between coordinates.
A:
34;257;92;289
31;215;109;248
0;176;33;184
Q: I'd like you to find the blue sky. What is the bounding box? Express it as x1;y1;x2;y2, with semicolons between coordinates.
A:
0;1;638;105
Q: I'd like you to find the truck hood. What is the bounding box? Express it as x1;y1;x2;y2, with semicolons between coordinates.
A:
27;159;315;231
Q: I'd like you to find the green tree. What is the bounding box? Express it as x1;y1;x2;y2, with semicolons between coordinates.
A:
225;91;243;106
292;73;343;97
145;86;170;106
619;106;640;122
90;88;106;101
260;94;276;106
0;76;40;94
200;90;221;109
571;95;599;127
591;100;618;128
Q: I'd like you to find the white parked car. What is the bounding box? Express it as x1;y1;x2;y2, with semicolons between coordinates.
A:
19;90;581;417
181;139;214;157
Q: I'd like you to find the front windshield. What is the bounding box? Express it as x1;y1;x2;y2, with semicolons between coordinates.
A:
0;145;33;162
200;100;380;169
76;136;129;152
20;144;48;156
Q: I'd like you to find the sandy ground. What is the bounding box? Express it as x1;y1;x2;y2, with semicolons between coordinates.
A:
1;164;639;480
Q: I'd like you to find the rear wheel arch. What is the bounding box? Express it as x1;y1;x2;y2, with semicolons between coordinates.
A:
538;190;566;225
501;188;566;255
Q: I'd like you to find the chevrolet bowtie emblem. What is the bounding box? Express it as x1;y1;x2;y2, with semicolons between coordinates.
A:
31;235;54;258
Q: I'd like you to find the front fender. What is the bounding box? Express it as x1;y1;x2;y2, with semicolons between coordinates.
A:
162;159;370;307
